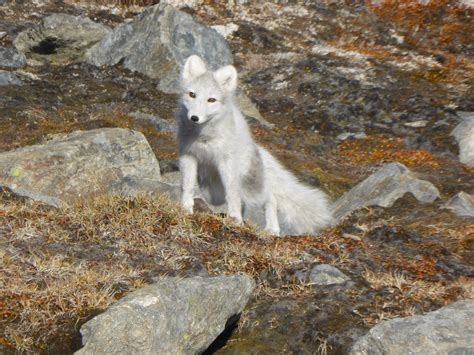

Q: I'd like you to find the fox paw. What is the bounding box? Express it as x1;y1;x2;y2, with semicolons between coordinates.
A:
181;199;194;214
265;227;280;236
228;213;243;225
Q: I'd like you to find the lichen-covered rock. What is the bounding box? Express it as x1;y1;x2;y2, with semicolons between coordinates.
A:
451;112;474;167
0;128;163;207
14;14;110;65
76;275;256;355
443;191;474;218
332;162;440;220
0;46;26;69
350;300;474;355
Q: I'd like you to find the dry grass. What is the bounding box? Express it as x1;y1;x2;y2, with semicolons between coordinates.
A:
363;269;448;300
0;193;319;352
1;191;470;352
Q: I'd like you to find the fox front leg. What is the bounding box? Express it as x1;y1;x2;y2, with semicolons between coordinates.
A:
217;160;243;224
179;154;198;213
264;193;280;236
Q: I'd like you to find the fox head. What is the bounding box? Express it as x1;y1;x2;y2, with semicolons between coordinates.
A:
180;55;237;125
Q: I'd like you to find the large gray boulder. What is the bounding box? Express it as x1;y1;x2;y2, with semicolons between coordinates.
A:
0;46;27;69
350;300;474;355
14;14;110;65
76;275;256;355
451;112;474;167
86;3;270;126
332;162;440;220
0;128;172;207
443;191;474;218
86;3;231;93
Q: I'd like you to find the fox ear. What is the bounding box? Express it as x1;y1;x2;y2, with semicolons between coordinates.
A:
213;65;237;92
182;55;207;82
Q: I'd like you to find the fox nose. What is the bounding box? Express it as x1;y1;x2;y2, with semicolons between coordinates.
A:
190;115;199;122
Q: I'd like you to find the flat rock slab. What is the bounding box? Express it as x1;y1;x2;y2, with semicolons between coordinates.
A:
14;13;110;65
332;162;440;220
77;275;256;355
443;191;474;218
350;300;474;355
309;264;350;285
0;46;26;69
0;128;163;207
451;112;474;167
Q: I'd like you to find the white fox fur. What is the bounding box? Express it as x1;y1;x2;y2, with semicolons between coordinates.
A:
177;55;332;235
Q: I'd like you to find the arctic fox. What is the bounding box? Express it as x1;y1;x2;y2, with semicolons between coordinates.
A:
177;55;332;235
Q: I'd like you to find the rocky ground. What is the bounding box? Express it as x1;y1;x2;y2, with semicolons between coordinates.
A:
0;0;473;354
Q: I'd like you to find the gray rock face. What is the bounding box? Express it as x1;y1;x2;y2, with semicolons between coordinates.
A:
451;112;474;167
0;128;163;207
309;264;350;285
86;3;232;93
129;111;177;133
76;275;256;355
14;14;110;65
350;300;474;355
0;70;22;86
0;46;27;69
332;162;440;220
443;191;474;217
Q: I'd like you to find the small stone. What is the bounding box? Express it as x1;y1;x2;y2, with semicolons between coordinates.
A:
443;191;474;217
451;113;474;167
342;233;362;241
403;120;428;128
211;23;239;38
336;132;367;141
309;264;350;285
0;32;7;40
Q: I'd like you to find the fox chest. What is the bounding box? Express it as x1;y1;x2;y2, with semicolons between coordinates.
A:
188;135;230;163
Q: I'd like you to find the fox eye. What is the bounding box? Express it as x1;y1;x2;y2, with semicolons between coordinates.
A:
189;92;196;98
208;98;216;103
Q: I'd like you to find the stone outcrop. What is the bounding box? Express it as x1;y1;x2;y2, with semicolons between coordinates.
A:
0;128;168;206
77;275;256;354
332;162;440;220
351;300;474;355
